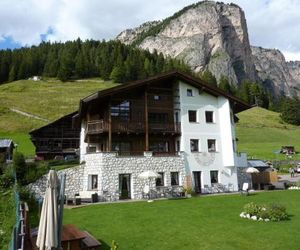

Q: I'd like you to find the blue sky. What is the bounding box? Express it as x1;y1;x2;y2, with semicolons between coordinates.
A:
0;0;299;60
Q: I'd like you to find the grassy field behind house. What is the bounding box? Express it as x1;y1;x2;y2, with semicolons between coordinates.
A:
236;107;300;160
0;78;116;156
64;191;300;250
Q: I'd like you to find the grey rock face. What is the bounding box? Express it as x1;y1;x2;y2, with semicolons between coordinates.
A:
117;1;257;86
287;61;300;91
251;46;299;96
116;1;300;96
117;21;161;45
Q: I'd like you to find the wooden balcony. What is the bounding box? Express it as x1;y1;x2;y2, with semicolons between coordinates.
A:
86;120;181;135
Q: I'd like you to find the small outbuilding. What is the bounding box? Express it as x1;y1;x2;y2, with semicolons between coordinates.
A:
0;139;15;162
248;160;278;190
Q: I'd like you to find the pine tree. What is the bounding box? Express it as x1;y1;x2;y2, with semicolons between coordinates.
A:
200;70;217;86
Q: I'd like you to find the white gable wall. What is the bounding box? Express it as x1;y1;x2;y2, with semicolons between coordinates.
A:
178;81;239;191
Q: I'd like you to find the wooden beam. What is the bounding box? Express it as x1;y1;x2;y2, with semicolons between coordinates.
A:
145;89;149;151
108;99;112;151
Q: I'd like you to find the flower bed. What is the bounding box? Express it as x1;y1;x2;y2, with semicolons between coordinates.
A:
240;202;288;222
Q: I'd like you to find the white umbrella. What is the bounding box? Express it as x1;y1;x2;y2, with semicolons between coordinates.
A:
138;171;160;201
36;170;59;250
138;170;161;179
245;167;260;173
264;167;277;172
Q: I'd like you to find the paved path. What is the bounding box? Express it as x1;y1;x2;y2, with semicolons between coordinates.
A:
10;108;49;122
278;173;300;183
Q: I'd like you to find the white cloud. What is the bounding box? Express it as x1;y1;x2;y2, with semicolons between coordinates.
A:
0;0;300;60
282;51;300;62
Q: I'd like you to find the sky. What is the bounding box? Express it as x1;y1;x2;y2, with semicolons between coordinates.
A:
0;0;299;61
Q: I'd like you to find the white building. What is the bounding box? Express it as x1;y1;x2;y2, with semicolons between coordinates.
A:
76;71;250;200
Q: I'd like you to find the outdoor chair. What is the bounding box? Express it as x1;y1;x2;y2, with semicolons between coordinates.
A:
102;190;112;202
204;185;213;193
241;183;249;196
142;185;150;199
227;183;234;192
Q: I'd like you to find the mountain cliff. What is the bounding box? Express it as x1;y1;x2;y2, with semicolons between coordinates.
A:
251;46;299;96
116;1;299;96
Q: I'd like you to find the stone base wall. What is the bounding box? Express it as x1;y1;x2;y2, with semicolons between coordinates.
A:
28;165;84;200
84;152;186;199
28;152;186;201
237;167;252;190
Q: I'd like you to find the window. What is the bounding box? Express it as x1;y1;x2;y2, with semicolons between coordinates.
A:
207;139;216;152
190;139;199;152
188;110;197;122
156;172;164;186
171;172;179;186
148;113;168;123
111;101;130;121
205;111;214;123
149;141;169;153
210;171;218;184
86;146;96;153
187;89;193;96
112;142;130;154
154;95;161;100
88;174;98;190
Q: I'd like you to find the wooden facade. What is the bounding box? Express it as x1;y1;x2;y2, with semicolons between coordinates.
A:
30;112;80;160
84;80;181;156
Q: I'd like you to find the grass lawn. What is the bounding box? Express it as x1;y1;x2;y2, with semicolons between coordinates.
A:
64;191;300;250
0;188;15;250
236;107;300;160
0;132;35;157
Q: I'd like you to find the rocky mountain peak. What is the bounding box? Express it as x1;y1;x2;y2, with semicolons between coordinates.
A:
116;1;300;96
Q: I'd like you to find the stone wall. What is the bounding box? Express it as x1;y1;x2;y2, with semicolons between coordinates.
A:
237;167;252;190
84;152;186;199
28;165;84;200
28;152;185;201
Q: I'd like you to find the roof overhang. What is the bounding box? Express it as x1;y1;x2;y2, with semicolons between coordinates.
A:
78;71;251;119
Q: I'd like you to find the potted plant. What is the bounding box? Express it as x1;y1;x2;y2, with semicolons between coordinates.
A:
183;187;193;198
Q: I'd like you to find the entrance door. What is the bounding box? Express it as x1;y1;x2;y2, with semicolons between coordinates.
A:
119;174;131;199
193;171;202;193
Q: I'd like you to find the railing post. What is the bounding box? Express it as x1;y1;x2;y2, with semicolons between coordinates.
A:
145;89;149;151
108;99;112;151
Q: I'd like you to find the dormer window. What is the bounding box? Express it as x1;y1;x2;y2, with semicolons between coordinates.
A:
187;89;193;97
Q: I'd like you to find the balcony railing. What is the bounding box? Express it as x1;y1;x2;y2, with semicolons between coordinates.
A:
86;120;181;135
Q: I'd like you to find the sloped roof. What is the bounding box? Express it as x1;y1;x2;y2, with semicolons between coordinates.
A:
78;70;251;117
0;139;14;148
248;160;269;168
29;111;78;135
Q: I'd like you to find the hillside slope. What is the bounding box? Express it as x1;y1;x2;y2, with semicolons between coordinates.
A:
236;107;300;160
0;78;116;155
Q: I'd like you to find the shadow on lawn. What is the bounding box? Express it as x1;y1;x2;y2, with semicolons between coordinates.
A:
98;239;111;250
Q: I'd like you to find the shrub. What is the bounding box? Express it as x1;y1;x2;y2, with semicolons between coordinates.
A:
243;202;262;216
242;202;288;222
0;167;14;188
266;203;288;221
13;152;26;184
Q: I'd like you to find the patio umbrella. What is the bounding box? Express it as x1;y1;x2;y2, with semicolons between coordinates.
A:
138;171;160;201
36;170;59;250
138;170;161;179
264;167;277;172
245;167;260;173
